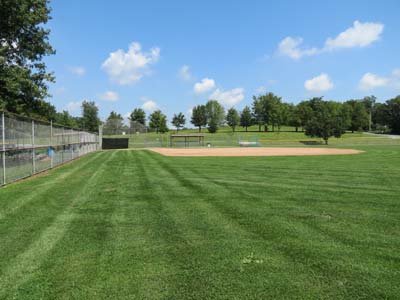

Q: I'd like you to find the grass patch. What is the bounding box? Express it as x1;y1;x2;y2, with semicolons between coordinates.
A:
0;142;399;299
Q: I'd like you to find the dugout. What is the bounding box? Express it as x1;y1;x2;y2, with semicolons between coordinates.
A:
170;134;205;147
102;138;129;149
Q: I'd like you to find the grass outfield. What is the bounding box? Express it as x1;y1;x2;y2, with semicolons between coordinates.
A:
106;129;400;148
0;145;400;298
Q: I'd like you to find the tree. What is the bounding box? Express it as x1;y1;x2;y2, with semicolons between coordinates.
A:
252;96;264;131
104;111;124;135
276;102;290;132
172;112;186;131
344;100;369;133
288;104;302;132
373;102;390;131
296;101;314;130
386;96;400;134
81;101;100;132
205;100;225;133
0;0;55;118
265;93;282;131
129;108;146;126
226;108;240;132
191;105;207;132
149;110;168;133
240;106;253;132
55;110;77;128
304;98;348;145
252;92;282;131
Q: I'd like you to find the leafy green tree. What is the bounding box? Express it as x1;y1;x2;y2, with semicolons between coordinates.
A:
265;93;282;131
172;112;186;131
288;104;302;132
252;96;264;131
296;100;314;130
0;0;55;118
304;98;348;145
252;92;282;131
191;105;207;132
240;106;253;132
55;110;77;128
373;102;390;131
129;108;146;126
344;100;369;132
104;111;124;135
386;96;400;134
205;100;225;133
81;101;100;132
226;108;240;132
149;110;168;133
275;102;290;132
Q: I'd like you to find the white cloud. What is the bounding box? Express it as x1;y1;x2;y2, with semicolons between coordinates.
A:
102;42;160;85
325;21;384;50
277;37;319;59
179;65;192;81
209;88;245;107
392;69;400;77
99;91;119;102
141;98;159;112
194;78;216;94
68;66;86;76
359;73;390;90
65;101;82;114
277;21;384;59
304;73;334;92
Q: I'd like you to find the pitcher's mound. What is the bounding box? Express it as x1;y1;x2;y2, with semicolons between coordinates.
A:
148;147;363;157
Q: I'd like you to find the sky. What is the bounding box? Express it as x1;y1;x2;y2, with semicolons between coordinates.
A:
45;0;400;122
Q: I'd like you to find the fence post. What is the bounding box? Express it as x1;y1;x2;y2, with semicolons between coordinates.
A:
78;130;81;157
2;112;6;185
32;120;35;174
98;125;103;150
71;129;74;160
62;127;64;163
50;120;53;168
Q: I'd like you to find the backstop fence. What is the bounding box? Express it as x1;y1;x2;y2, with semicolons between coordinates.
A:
0;111;99;186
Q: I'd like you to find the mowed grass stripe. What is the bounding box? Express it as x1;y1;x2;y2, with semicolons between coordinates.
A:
0;152;107;268
0;151;115;299
0;153;102;220
139;151;331;298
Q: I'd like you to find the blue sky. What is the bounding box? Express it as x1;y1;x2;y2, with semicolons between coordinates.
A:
45;0;400;122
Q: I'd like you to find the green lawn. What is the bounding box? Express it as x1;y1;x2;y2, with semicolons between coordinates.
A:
107;128;400;148
0;143;400;299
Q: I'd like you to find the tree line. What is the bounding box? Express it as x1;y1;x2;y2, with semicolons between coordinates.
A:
100;93;400;144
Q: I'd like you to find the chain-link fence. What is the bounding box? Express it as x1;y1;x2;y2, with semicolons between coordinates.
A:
0;111;99;186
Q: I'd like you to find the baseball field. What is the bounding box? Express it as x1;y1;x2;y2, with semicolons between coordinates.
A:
0;136;399;299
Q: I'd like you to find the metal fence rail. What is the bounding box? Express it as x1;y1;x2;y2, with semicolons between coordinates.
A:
0;111;99;186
